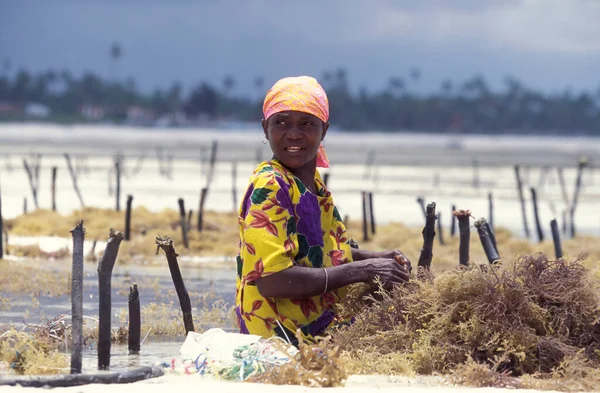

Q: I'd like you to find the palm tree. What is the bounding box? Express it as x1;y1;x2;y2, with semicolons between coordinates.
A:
109;42;122;80
222;75;235;95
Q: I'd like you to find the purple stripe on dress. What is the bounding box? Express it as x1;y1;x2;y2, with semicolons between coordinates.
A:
307;310;335;337
235;306;249;334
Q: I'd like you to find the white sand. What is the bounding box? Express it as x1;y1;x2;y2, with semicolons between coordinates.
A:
0;373;572;393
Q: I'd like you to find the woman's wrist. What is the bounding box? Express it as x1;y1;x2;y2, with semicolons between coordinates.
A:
352;259;375;283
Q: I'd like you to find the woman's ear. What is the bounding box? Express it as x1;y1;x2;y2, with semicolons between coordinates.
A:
321;121;330;141
262;119;268;139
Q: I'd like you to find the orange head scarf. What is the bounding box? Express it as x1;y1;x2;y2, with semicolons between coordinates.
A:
262;76;330;168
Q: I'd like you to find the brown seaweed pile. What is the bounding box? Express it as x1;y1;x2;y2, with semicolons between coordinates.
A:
333;253;600;387
250;332;347;387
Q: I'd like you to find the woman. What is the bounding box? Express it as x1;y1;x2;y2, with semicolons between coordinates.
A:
235;76;410;345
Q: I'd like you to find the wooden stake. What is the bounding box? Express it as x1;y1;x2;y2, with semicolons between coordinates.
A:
70;221;85;374
530;187;544;242
556;167;570;208
417;202;436;271
128;284;141;355
363;150;375;180
97;229;124;370
186;209;193;233
450;204;457;237
206;140;218;187
475;218;499;264
178;198;189;248
514;165;530;238
361;191;369;242
570;158;588;238
51;166;57;211
124;195;133;241
22;157;40;209
155;236;195;335
64;154;85;208
454;210;470;266
196;187;208;232
484;221;498;255
115;158;121;212
368;191;376;235
550;219;563;259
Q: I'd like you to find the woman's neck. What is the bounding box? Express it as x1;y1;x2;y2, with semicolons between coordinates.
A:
272;157;318;193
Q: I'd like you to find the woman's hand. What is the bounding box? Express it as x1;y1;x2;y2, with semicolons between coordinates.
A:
360;258;410;290
372;250;412;273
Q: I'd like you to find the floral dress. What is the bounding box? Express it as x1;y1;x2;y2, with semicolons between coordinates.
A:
235;159;354;345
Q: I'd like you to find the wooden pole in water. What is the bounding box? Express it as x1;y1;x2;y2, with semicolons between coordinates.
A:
550;219;563;259
97;229;124;370
178;198;189;248
64;154;85;208
530;187;544;242
196;187;208;232
22;158;40;209
450;204;457;237
128;284;141;355
115;159;121;212
514;165;530;238
417;202;436;271
556;167;570;208
155;236;195;335
570;158;587;238
51;166;57;211
361;191;369;242
475;218;499;264
186;210;192;233
437;211;444;245
368;191;376;235
206;140;218;187
124;195;133;241
454;210;470;266
232;162;238;212
488;192;494;230
70;221;85;374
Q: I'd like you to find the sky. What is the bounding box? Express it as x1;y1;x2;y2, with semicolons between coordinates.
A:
1;0;600;97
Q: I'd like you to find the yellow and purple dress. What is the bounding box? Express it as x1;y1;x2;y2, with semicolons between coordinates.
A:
235;159;353;344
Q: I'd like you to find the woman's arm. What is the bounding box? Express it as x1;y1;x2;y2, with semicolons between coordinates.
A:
255;258;409;299
351;248;377;261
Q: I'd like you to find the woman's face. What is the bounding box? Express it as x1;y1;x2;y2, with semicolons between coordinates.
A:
263;110;329;170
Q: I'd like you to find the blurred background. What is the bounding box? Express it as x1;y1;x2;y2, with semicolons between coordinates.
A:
0;0;599;235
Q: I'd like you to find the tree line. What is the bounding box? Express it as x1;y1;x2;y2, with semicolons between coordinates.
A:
1;66;599;134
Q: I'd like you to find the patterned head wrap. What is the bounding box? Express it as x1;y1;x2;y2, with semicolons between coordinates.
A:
262;76;330;168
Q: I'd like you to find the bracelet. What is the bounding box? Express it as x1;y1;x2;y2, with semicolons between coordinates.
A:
322;267;329;295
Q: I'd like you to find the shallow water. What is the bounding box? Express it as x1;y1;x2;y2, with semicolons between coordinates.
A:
0;262;236;328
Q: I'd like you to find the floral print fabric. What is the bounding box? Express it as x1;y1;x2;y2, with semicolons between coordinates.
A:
235;159;353;344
